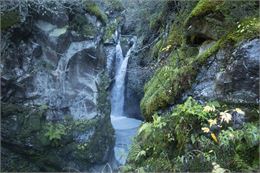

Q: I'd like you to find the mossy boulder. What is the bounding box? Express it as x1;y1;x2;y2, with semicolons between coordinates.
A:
140;43;220;120
185;37;260;106
104;0;124;12
0;10;20;30
84;1;108;24
1;90;114;172
103;20;118;44
184;0;259;46
151;39;163;59
140;0;260;120
69;13;97;37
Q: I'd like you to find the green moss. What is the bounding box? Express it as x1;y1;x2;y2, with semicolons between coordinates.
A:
141;63;197;120
149;13;164;32
197;16;260;58
69;13;97;37
165;23;184;48
151;39;163;59
186;0;224;23
85;2;108;24
141;31;243;119
104;0;124;12
140;44;212;119
82;24;96;36
103;21;117;42
141;39;221;119
225;17;260;45
141;1;260;119
185;0;259;43
0;11;20;30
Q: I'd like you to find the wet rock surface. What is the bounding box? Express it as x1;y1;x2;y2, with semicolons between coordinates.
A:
184;38;260;105
1;3;114;172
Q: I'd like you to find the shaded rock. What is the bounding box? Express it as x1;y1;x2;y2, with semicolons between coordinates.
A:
184;38;260;105
32;43;42;58
1;3;115;172
125;47;151;120
185;15;224;46
36;7;69;28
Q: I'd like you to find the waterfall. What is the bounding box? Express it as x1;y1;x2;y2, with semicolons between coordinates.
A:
110;41;124;117
109;36;142;166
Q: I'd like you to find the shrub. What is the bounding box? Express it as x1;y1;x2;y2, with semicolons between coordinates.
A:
44;123;66;145
126;98;260;172
84;1;107;24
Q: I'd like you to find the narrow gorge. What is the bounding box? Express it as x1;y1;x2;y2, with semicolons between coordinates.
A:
1;0;259;172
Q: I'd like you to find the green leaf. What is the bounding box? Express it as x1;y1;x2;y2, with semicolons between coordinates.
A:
191;134;196;144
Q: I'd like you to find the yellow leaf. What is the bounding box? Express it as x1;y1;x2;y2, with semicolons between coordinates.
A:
208;119;217;127
201;127;210;133
203;105;215;112
211;133;219;144
220;112;232;123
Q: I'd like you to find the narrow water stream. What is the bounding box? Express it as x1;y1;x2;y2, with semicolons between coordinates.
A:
110;36;142;166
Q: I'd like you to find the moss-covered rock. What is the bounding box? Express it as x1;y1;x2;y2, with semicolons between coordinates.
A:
1;97;114;171
149;12;164;32
137;1;260;169
150;39;163;59
69;13;97;37
186;0;224;22
140;0;260;120
0;10;20;30
104;0;124;12
103;20;118;43
141;41;222;120
84;1;108;24
185;0;259;45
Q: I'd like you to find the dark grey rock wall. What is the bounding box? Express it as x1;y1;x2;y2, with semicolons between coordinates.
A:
183;38;260;105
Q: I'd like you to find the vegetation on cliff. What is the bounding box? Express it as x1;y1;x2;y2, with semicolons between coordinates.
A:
124;98;259;172
1;0;116;171
125;0;259;172
1;0;259;172
140;0;259;119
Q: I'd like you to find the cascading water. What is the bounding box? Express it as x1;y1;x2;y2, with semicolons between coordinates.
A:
110;41;124;117
109;36;142;166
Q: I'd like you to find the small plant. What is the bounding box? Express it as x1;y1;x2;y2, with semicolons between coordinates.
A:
44;123;66;145
77;143;88;150
84;1;107;24
128;97;259;172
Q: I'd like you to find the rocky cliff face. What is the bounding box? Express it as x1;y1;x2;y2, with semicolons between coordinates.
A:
1;1;119;171
123;0;260;172
1;0;259;172
184;38;259;104
123;0;165;119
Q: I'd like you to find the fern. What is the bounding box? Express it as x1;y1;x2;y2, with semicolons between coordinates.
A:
44;123;66;142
